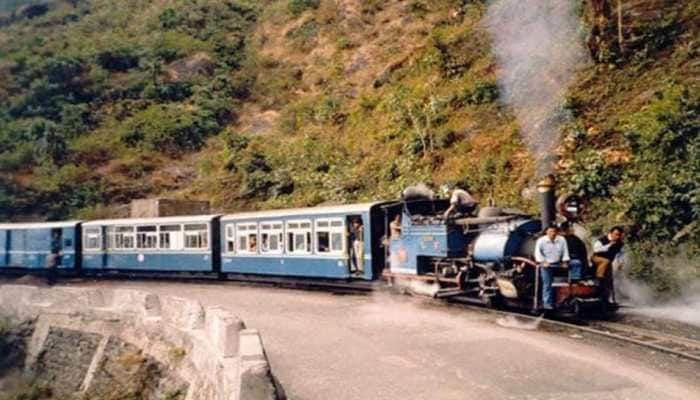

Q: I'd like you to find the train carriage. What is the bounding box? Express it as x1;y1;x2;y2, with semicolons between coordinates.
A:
0;221;81;271
81;215;220;273
220;202;388;280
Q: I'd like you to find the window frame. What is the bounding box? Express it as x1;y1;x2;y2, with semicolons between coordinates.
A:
260;221;284;255
224;223;236;254
315;218;346;256
158;224;183;251
136;225;159;250
106;225;136;251
286;219;312;255
236;222;259;255
83;227;102;251
183;223;210;251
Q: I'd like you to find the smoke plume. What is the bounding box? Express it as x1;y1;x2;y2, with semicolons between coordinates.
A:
484;0;589;175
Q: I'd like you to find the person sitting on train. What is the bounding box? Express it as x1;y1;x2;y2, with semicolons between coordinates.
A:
443;186;478;219
558;221;586;282
351;219;365;275
249;235;258;252
390;214;402;240
591;226;625;302
534;223;570;310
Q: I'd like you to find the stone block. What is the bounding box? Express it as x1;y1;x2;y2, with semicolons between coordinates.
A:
238;330;279;400
111;289;161;317
161;296;205;330
205;307;245;358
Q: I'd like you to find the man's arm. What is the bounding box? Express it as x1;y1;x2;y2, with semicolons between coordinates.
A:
534;239;545;263
593;239;611;254
561;237;571;263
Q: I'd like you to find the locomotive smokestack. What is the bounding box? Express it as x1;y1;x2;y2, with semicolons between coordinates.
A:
537;175;556;231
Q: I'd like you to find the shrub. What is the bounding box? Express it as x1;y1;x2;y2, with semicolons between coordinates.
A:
618;83;699;244
288;0;319;16
45;56;84;83
121;104;221;156
96;48;140;72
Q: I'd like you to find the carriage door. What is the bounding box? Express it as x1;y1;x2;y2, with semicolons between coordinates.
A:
347;215;364;274
50;228;63;267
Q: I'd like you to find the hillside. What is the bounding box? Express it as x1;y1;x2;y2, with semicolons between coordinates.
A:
0;0;698;289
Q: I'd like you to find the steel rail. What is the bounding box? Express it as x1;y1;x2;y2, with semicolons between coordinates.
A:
447;298;700;363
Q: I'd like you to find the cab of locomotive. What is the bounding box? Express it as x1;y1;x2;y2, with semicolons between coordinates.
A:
386;198;468;275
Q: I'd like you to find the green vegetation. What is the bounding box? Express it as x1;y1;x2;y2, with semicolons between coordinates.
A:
0;0;698;291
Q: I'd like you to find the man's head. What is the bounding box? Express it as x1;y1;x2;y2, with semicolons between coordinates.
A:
545;224;558;240
353;219;361;226
558;221;571;235
609;226;624;242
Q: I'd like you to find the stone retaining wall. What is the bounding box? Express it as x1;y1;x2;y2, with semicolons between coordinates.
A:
0;284;282;400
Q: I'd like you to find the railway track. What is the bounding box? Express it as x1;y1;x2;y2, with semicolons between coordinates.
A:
446;298;700;363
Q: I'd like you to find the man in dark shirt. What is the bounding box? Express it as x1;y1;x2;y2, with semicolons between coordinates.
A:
559;222;587;282
592;226;625;302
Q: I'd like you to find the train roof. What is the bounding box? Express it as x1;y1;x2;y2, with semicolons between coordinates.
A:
0;221;82;230
221;202;389;221
82;215;221;227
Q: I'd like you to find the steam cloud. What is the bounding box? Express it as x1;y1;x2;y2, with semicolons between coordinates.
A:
484;0;589;175
616;255;700;327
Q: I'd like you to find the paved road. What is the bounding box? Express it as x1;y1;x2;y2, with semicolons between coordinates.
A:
80;281;700;400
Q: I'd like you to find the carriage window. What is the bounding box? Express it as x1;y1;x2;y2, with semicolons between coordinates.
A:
316;218;345;254
137;226;158;249
108;226;135;250
84;227;101;250
184;224;209;249
237;223;258;254
287;220;311;254
260;221;283;254
159;225;182;250
225;224;235;253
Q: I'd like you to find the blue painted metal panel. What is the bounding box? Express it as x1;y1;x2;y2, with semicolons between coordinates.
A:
473;219;540;262
83;252;213;272
222;256;353;279
92;252;214;272
0;230;7;267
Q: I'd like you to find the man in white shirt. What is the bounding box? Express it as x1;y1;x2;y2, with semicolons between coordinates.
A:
534;224;570;310
443;187;477;219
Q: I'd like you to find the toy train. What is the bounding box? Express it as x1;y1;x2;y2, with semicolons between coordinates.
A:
0;177;614;317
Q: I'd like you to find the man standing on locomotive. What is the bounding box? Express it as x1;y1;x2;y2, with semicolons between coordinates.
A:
443;186;478;219
591;226;625;302
534;224;570;310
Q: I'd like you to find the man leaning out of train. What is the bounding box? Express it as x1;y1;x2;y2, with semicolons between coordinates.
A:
591;226;625;302
534;224;571;310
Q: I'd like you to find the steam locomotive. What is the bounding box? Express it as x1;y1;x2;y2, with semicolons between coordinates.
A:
382;176;611;316
0;177;612;317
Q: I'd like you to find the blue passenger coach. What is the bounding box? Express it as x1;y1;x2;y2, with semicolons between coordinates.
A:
81;215;220;273
0;221;81;271
220;203;388;280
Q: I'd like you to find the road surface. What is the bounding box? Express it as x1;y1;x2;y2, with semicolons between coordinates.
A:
74;281;700;400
